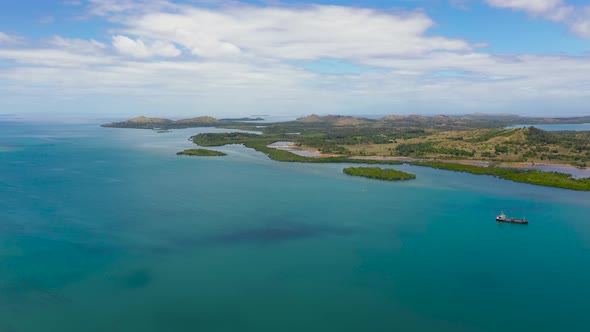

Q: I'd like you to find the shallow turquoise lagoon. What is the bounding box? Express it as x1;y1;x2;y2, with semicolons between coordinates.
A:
1;123;590;332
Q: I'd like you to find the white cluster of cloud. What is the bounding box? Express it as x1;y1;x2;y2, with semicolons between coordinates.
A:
45;36;107;54
570;7;590;38
86;0;177;17
0;1;589;116
485;0;590;38
486;0;565;15
119;6;472;60
112;35;181;58
0;32;24;45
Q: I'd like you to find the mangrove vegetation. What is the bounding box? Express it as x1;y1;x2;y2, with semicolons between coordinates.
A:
343;167;416;181
411;161;590;191
177;149;227;156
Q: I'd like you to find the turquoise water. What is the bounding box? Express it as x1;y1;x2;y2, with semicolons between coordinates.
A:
507;123;590;131
2;123;590;332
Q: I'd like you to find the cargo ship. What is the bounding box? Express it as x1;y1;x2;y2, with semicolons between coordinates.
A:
496;211;528;224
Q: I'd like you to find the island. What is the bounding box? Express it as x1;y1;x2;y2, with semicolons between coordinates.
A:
104;113;590;190
343;167;416;181
176;149;227;156
103;116;221;129
220;117;264;122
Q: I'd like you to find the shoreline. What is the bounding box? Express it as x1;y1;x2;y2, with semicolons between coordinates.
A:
194;134;589;189
499;161;585;169
269;142;588;175
274;144;589;178
353;155;587;172
267;141;341;158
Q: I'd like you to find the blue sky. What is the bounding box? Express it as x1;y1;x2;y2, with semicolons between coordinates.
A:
1;0;590;118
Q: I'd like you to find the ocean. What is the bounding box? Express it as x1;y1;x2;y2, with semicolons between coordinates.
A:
1;122;590;332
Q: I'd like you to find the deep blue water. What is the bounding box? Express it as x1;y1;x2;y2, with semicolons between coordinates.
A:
1;123;590;332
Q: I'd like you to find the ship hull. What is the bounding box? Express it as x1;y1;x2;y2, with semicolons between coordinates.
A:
496;218;528;224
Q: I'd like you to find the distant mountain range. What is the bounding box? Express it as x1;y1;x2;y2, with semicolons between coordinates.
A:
102;113;590;130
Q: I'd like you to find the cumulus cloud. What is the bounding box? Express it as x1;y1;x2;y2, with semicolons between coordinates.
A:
570;7;590;38
486;0;565;14
485;0;590;38
2;44;590;115
0;32;24;45
45;36;107;54
119;5;472;61
112;35;181;58
0;49;114;67
485;0;574;23
1;3;590;116
86;0;177;17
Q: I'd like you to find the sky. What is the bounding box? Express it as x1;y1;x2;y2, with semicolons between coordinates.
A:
1;0;590;119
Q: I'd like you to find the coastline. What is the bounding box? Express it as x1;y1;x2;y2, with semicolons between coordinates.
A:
274;143;590;180
269;142;588;176
354;155;588;173
267;141;340;158
499;161;584;169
